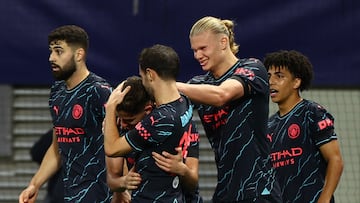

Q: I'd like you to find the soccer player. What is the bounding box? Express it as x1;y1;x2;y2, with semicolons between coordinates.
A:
264;50;344;203
105;76;150;202
105;76;202;203
19;25;112;203
103;44;200;202
176;16;282;202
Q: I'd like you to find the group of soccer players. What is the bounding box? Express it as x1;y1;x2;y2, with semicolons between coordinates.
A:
19;15;343;203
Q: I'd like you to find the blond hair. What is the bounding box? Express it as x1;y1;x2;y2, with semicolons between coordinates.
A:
189;16;239;54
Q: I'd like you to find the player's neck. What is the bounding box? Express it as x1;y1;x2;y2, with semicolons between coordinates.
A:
278;95;303;116
65;64;90;90
154;81;180;107
212;54;238;79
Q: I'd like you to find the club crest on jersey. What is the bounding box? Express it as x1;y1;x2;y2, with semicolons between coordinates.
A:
288;123;300;139
72;104;83;120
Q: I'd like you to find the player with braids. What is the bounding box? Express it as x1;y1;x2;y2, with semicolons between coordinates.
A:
174;16;282;202
264;50;344;203
189;17;239;55
217;19;239;55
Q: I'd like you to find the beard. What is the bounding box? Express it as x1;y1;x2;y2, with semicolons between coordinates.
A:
52;56;76;81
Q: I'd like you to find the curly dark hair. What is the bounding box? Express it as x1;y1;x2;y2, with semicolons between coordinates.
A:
116;76;152;115
48;25;89;52
263;50;313;91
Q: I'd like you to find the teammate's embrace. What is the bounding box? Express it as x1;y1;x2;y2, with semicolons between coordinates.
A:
104;44;200;203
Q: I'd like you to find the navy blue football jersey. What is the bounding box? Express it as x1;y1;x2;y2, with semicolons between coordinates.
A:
268;99;337;203
118;111;202;203
49;72;112;203
125;95;200;203
189;59;282;202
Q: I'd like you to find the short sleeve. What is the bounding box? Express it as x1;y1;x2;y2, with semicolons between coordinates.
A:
308;102;337;146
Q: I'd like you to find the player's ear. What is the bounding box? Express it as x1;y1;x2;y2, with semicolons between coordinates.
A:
75;48;85;62
144;103;153;114
293;77;301;89
220;35;228;50
145;68;156;81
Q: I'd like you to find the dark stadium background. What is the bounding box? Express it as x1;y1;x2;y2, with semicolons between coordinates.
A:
0;1;359;202
1;0;359;87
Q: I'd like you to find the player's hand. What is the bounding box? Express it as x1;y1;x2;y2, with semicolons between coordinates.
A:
152;147;186;176
123;167;142;190
111;190;131;203
19;184;38;203
106;81;131;111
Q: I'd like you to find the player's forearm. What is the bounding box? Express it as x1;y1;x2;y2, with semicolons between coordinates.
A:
106;157;126;192
104;134;131;157
179;158;199;192
104;104;133;156
176;82;226;107
103;106;121;156
30;143;61;190
107;175;127;192
111;190;131;203
180;172;198;192
319;156;344;201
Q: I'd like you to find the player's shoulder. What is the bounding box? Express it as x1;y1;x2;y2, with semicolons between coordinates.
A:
88;72;111;86
239;57;264;68
268;112;278;120
188;74;209;84
237;58;267;78
303;99;334;119
87;72;112;91
50;80;65;93
303;99;326;111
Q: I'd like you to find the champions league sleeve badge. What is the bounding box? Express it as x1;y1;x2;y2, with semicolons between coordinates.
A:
172;176;179;189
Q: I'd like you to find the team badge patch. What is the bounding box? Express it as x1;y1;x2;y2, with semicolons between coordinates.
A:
72;104;83;119
288;123;300;139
